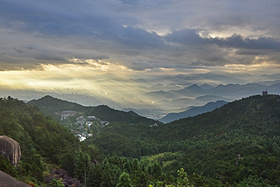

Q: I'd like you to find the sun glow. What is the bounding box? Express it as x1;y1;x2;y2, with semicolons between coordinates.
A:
67;58;132;72
0;58;132;90
224;62;280;74
0;59;150;105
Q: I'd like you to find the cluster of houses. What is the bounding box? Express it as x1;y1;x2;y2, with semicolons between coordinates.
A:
59;111;109;141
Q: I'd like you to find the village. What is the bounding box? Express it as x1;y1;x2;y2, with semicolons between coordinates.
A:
59;111;109;141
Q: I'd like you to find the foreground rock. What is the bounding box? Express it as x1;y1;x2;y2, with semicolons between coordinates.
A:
0;170;30;187
0;136;21;165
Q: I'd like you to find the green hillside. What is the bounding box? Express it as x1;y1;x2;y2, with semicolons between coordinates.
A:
2;95;280;186
0;96;204;187
158;94;280;140
0;97;100;186
87;95;280;186
28;95;86;120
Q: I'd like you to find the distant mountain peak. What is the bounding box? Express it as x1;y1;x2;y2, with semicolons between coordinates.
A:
200;83;214;90
37;95;57;101
183;84;205;93
159;100;228;123
188;84;200;88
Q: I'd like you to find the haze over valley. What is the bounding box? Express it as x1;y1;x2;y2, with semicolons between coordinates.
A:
1;76;280;119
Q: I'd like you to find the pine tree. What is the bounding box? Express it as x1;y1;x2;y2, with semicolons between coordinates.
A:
74;151;90;182
117;172;133;187
49;179;64;187
177;168;190;187
87;164;102;186
152;163;162;179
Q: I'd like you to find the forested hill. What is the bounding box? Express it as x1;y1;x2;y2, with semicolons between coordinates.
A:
88;94;280;186
0;97;99;186
28;95;86;116
28;95;158;124
92;94;280;148
2;95;280;186
157;94;280;141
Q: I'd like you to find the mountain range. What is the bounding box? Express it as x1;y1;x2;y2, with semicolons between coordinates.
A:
1;75;280;119
145;82;280;116
159;100;228;123
147;82;280;100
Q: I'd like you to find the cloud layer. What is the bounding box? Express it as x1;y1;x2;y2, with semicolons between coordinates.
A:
0;0;280;72
1;0;280;114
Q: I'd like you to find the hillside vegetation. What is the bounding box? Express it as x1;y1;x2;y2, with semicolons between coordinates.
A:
2;95;280;186
87;95;280;186
0;97;100;186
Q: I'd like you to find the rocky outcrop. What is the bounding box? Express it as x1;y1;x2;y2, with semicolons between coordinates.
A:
0;170;31;187
0;136;21;165
45;168;80;187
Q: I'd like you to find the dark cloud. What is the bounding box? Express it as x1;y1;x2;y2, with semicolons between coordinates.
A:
0;53;44;71
162;30;280;67
218;34;280;50
165;30;280;50
0;0;142;37
10;44;66;62
0;0;280;71
164;29;206;46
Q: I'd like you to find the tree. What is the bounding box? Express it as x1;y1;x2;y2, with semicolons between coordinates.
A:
272;142;280;156
100;163;117;187
49;179;64;187
117;172;133;187
87;164;103;187
177;168;190;187
74;151;90;182
123;159;132;174
60;153;75;176
152;163;162;179
0;155;18;177
132;159;140;171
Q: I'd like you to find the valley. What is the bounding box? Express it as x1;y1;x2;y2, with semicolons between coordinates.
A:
1;93;279;186
2;79;280;120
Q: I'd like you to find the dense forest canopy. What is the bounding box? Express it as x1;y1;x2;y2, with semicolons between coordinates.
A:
1;95;280;186
86;95;280;186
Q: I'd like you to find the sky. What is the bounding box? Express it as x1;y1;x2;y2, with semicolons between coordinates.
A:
0;0;280;115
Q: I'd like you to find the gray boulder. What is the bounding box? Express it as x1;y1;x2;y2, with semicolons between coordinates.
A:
0;136;21;165
0;170;30;187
